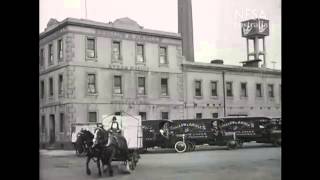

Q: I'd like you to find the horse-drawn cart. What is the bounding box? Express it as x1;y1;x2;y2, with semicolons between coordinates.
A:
101;115;143;170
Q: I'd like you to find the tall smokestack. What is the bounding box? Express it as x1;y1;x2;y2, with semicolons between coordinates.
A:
178;0;195;62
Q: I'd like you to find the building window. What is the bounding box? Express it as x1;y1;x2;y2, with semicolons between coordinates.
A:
112;41;121;61
139;112;147;121
59;113;64;132
226;82;233;97
161;78;168;96
161;112;169;120
49;77;53;97
195;80;202;96
89;112;97;122
240;83;247;97
114;75;122;94
48;44;53;65
41;116;46;133
268;84;274;98
40;80;45;99
279;84;281;102
87;74;96;94
136;44;144;63
256;83;262;97
159;47;167;64
212;113;218;118
196;113;202;119
211;81;218;96
58;74;63;95
58;39;63;61
86;38;96;58
40;49;44;66
138;77;146;95
115;112;121;116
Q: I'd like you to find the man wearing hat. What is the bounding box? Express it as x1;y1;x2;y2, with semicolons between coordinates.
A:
110;116;121;134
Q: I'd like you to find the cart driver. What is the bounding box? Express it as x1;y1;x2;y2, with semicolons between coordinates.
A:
110;116;121;134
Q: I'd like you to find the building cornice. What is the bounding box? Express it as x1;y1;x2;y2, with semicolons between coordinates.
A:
40;18;182;41
182;62;281;76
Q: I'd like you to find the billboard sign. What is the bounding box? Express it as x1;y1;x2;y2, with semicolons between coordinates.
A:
241;19;269;37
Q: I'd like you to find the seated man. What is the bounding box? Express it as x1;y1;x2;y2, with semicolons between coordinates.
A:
110;116;121;134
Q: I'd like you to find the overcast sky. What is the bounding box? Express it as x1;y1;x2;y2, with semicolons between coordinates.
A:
40;0;281;69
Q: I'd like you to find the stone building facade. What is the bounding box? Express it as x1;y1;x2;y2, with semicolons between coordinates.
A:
39;18;281;149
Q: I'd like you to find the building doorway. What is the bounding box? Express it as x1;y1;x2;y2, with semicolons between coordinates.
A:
49;114;55;144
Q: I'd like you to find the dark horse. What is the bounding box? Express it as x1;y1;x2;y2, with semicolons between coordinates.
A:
86;127;130;177
75;129;94;155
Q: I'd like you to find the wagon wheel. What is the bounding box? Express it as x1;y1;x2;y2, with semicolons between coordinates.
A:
227;140;237;150
174;141;187;153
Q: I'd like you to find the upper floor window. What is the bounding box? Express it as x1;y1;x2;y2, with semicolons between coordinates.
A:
89;112;97;122
195;80;202;96
58;74;63;95
138;77;146;95
114;75;122;94
256;83;263;97
86;38;96;58
58;39;63;61
159;47;167;64
40;49;44;66
211;81;218;96
40;80;45;99
49;77;54;97
136;44;144;63
268;84;274;98
112;41;121;61
48;44;53;65
240;82;247;97
161;78;168;96
87;74;97;94
226;82;233;97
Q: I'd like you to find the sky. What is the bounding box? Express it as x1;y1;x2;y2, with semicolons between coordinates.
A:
40;0;281;69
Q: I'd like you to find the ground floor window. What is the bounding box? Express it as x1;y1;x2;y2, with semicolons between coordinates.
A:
139;112;147;121
196;113;202;119
89;112;97;122
161;112;169;120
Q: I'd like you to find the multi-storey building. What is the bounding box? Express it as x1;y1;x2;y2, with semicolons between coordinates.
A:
39;18;281;149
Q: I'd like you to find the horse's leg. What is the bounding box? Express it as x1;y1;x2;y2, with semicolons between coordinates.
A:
97;157;102;176
86;155;91;175
108;148;116;176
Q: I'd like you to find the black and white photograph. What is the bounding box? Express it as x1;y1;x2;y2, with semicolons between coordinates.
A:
39;0;281;179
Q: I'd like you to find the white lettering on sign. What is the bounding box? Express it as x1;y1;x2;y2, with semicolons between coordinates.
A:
170;123;206;131
221;121;253;128
108;64;149;71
